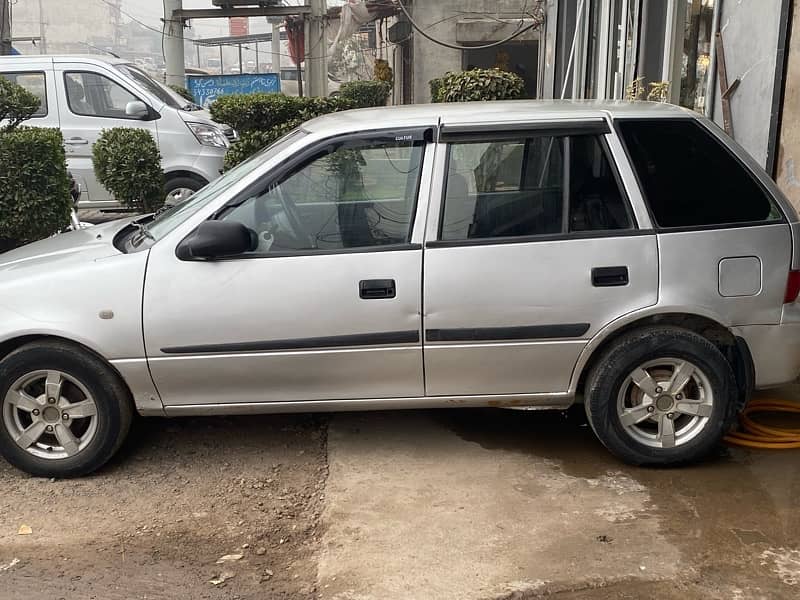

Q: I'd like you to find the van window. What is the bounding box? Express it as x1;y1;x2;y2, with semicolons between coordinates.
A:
617;119;781;228
64;72;140;119
440;134;632;241
1;72;47;117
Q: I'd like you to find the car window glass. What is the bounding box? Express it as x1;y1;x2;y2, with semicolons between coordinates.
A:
441;134;631;241
65;71;139;118
145;129;309;243
1;72;47;117
221;136;425;254
617;119;781;228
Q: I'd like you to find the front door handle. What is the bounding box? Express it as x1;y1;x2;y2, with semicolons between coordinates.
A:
592;266;629;287
360;279;396;299
65;137;89;145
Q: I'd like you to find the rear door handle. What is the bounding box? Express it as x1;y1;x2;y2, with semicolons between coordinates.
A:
592;266;629;287
360;279;396;299
65;137;89;145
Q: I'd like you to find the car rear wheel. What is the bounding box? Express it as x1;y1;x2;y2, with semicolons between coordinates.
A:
0;341;133;478
585;326;737;466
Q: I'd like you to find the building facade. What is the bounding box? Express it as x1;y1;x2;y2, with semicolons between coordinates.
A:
11;0;119;55
394;1;791;188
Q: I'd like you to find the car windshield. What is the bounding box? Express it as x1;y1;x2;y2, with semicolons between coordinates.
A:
115;64;183;110
144;129;308;242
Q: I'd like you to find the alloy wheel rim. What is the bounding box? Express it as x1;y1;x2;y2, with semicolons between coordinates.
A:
616;358;714;449
3;370;98;460
166;187;195;205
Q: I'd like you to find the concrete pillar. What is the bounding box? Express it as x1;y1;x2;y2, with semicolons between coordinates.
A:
271;20;281;73
163;0;186;87
776;2;800;211
306;0;328;97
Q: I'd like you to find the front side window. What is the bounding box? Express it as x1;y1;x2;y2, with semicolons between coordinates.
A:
65;72;139;119
617;119;781;228
220;133;425;254
441;134;632;241
1;72;47;117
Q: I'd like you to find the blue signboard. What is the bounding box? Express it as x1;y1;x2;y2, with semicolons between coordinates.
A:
186;73;281;108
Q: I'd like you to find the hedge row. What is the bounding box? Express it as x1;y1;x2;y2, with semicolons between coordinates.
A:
430;68;525;103
211;80;393;169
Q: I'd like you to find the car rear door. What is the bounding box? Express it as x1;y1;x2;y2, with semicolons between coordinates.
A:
54;61;158;207
422;120;659;398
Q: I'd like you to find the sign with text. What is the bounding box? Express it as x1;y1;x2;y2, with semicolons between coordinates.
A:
229;16;250;37
187;73;281;108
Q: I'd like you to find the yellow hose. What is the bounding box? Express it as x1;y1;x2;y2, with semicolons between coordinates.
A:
724;397;800;449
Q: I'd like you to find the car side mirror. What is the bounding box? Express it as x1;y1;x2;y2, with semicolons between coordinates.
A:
176;221;258;260
125;100;151;120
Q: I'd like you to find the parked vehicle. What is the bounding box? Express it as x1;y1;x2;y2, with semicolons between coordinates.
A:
280;68;341;96
0;55;234;210
1;101;799;478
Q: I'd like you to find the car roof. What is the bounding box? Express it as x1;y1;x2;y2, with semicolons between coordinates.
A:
0;54;129;66
303;100;695;137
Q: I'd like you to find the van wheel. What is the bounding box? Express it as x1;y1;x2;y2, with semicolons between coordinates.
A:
164;176;207;207
0;341;133;478
585;327;736;466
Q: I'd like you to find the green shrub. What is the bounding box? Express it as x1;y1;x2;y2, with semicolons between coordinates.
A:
169;84;195;103
0;127;71;246
430;68;525;102
223;119;303;170
93;128;165;213
0;76;41;132
339;80;392;108
213;93;358;168
429;77;445;103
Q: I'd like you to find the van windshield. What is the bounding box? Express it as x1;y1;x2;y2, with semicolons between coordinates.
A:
115;64;183;110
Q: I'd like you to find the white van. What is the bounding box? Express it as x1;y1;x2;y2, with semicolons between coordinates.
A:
0;55;234;210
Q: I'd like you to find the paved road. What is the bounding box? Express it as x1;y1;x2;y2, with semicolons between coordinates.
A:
1;392;799;599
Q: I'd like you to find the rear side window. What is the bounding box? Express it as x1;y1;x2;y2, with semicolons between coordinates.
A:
617;119;781;228
1;72;47;117
441;134;632;241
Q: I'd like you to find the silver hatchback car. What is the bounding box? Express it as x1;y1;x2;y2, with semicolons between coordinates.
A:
2;101;799;477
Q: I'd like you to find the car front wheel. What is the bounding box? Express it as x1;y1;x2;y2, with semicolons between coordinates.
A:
0;341;133;478
585;326;737;466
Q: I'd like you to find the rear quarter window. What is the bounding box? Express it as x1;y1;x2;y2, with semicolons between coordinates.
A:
617;119;782;228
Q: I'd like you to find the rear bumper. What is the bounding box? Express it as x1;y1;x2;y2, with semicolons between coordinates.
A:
736;321;800;388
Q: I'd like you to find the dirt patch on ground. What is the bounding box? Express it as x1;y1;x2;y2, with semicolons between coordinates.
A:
0;413;328;600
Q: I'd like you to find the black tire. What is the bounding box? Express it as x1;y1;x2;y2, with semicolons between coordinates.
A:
0;341;133;478
164;175;207;206
585;326;736;466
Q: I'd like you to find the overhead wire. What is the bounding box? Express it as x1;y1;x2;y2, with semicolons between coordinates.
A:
394;0;544;52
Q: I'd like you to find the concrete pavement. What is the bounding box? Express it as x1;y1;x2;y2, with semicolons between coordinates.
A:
317;405;800;599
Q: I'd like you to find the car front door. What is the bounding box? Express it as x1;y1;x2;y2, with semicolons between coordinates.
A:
143;128;432;407
422;122;659;398
54;64;158;207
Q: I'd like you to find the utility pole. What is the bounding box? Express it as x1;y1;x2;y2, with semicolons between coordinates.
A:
163;0;186;87
0;0;12;56
110;0;122;50
37;0;47;54
306;0;327;97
